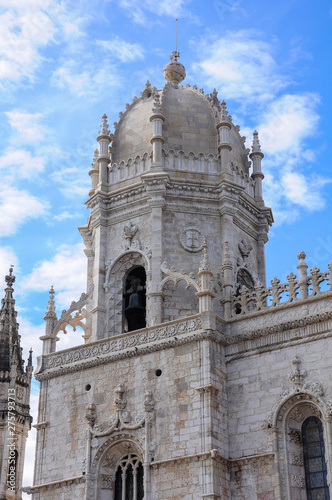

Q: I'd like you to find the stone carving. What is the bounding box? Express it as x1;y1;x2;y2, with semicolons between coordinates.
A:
86;387;154;438
289;428;301;444
290;452;303;466
38;316;203;379
123;221;138;250
100;474;114;489
291;475;305;488
289;407;305;423
231;255;332;317
52;283;94;336
302;382;324;396
237;238;253;267
179;227;205;253
289;356;306;387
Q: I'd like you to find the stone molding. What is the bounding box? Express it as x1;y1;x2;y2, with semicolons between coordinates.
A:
226;308;332;361
35;316;204;380
22;475;85;494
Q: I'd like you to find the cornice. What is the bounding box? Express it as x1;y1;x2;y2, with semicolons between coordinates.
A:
226;307;332;361
36;316;228;380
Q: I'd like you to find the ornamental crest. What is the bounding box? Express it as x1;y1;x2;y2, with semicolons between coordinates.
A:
179;227;205;253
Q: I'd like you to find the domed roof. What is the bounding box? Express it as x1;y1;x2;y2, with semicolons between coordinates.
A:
111;84;220;163
111;56;248;170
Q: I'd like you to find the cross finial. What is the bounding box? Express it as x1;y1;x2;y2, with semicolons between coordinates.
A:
170;50;180;62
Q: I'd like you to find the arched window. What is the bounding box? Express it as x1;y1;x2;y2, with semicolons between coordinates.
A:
123;267;146;332
302;417;330;499
114;454;144;500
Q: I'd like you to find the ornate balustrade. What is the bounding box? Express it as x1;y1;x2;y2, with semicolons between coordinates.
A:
232;255;332;317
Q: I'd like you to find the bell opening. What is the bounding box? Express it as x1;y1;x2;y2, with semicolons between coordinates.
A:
123;266;146;332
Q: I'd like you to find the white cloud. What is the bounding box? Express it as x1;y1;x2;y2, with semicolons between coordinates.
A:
192;30;288;101
5;110;48;143
0;149;45;179
0;186;48;236
249;92;331;220
96;37;144;62
20;243;87;309
258;93;320;154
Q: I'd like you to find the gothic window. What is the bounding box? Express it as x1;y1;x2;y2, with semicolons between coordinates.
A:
114;454;144;500
123;267;146;332
302;417;330;499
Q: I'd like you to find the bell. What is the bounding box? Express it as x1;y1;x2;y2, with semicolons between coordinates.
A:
125;292;145;332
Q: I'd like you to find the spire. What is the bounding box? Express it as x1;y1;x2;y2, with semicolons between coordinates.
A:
0;267;24;375
249;130;265;202
251;130;263;155
98;113;110;137
44;286;57;320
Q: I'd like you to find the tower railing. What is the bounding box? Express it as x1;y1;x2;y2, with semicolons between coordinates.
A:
231;256;332;317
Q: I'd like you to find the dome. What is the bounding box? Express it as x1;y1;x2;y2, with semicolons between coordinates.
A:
111;84;219;162
111;55;249;172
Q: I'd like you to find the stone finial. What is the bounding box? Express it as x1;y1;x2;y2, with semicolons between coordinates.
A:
163;51;186;86
28;347;33;367
220;100;228;121
198;242;212;274
5;266;15;288
152;92;162;114
251;130;262;153
44;286;57;322
98;113;110;137
91;149;99;168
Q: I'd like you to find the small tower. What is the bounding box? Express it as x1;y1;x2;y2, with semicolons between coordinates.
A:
0;268;33;500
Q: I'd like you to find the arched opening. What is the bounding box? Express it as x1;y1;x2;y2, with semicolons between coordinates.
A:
235;268;255;314
302;417;330;499
113;454;144;500
123;267;146;332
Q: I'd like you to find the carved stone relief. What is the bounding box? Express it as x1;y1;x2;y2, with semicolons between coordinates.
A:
179;227;205;252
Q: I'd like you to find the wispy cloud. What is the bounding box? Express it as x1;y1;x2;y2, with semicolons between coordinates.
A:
119;0;194;24
96;37;145;62
51;60;120;99
0;3;55;85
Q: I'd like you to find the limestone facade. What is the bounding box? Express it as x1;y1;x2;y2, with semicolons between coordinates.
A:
27;53;332;499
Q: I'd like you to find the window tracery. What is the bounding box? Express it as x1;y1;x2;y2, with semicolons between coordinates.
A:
114;454;144;500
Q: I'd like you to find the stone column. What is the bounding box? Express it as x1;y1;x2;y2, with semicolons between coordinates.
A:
217;101;233;180
97;114;111;189
142;174;168;326
249;130;264;202
149;93;165;173
222;241;233;320
88;149;99;197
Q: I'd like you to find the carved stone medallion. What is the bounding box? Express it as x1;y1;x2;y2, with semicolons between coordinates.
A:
179;227;205;253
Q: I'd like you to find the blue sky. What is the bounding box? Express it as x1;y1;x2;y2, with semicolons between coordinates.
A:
0;0;331;492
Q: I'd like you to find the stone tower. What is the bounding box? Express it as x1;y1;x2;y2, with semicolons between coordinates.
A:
28;53;332;499
0;268;33;500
